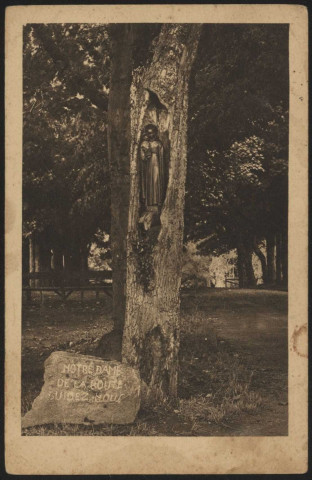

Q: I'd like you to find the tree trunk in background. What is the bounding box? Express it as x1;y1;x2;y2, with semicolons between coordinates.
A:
107;24;133;334
122;24;202;402
64;246;82;284
253;239;268;285
275;232;282;285
281;228;288;287
237;242;247;288
266;233;276;284
51;247;63;287
29;234;36;287
40;245;51;271
56;244;88;286
237;239;256;288
33;236;41;287
23;238;30;299
22;238;29;277
244;244;256;287
29;235;51;287
80;246;89;285
38;244;52;286
51;248;63;271
96;25;134;361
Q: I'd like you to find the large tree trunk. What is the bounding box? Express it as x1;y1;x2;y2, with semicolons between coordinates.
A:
119;24;202;402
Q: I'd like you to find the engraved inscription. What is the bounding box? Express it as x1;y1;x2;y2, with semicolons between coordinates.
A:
51;361;125;403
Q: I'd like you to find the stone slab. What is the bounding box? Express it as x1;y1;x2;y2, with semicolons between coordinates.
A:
22;351;141;428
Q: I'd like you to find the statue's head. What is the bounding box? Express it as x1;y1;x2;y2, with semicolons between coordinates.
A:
143;124;158;140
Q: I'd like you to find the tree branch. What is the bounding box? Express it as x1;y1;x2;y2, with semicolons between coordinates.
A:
194;233;217;248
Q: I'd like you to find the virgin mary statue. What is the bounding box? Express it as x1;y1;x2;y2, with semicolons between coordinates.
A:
140;124;165;209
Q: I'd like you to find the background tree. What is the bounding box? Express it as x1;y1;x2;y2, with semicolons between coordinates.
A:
23;24;111;281
185;24;289;287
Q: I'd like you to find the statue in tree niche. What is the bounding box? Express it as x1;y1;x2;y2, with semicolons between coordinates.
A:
139;123;168;230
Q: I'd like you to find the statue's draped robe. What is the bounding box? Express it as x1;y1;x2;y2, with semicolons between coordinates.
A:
140;139;165;207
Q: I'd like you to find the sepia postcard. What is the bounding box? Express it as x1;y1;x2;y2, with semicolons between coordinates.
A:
5;4;308;475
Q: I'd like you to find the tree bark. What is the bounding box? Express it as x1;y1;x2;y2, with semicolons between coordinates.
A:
121;24;202;402
266;233;276;284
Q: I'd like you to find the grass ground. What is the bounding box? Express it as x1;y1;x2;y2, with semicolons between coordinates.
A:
22;288;288;436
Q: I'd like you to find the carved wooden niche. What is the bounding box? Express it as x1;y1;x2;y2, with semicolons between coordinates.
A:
139;90;170;231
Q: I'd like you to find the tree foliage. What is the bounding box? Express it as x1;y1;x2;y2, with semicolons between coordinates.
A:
23;24;111;254
185;24;289;260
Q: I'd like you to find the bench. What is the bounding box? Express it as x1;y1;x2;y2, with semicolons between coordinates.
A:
23;271;113;304
23;285;112;304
